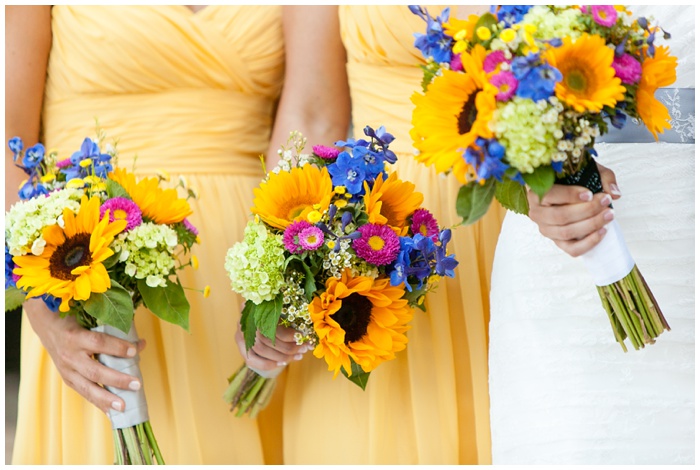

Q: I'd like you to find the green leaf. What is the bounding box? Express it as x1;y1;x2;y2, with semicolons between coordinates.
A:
83;280;134;333
138;278;190;332
300;262;318;301
105;178;130;200
252;294;283;344
420;62;441;92
240;301;257;351
5;287;27;312
473;12;498;44
102;251;120;270
455;179;497;225
341;358;370;390
495;179;529;215
522;166;556;200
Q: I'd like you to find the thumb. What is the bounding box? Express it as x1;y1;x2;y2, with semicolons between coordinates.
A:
597;162;621;200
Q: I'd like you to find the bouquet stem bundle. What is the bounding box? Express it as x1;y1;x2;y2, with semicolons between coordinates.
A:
559;159;670;351
112;422;164;465
223;365;278;418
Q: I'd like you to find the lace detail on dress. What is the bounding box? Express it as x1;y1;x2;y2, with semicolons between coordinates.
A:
663;88;696;142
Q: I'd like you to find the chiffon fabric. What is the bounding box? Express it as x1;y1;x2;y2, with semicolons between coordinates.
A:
278;6;505;464
11;6;285;464
488;5;695;464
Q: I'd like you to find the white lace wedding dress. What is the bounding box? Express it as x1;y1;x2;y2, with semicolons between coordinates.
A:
488;6;695;465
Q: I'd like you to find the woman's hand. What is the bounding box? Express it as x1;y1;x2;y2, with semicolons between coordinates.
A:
25;299;146;414
528;163;622;257
234;322;310;372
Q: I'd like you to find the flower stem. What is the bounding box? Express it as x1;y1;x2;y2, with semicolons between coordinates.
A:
144;421;165;465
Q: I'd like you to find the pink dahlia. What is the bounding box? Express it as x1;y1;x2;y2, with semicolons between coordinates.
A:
183;218;199;236
283;220;313;254
352;223;400;265
100;197;142;231
612;53;642;85
483;50;508;73
591;5;617;27
410;209;439;241
490;71;518;101
298;226;325;251
313;145;341;160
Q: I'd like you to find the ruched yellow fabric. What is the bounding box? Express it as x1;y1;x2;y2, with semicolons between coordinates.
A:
12;6;284;464
280;6;505;464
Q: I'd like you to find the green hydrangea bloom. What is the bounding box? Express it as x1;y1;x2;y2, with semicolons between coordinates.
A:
225;220;285;305
522;5;585;41
491;97;560;174
113;222;178;288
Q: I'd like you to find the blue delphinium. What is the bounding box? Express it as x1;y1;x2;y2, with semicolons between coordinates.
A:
332;125;397;194
41;294;62;312
435;229;458;277
493;5;533;27
22;143;45;169
328;151;367;195
5;246;17;289
512;54;562;102
409;6;453;64
463;138;510;183
64;137;113;179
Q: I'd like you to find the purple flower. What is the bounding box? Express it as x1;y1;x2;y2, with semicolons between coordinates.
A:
283;220;313;254
410;6;453;64
410;209;439;241
352;223;400;265
298;226;325;251
313;145;341;160
590;5;617;27
463;138;509;183
100;197;142;231
183;218;199;236
490;71;518;101
483;50;509;73
612;53;642;85
56;158;72;169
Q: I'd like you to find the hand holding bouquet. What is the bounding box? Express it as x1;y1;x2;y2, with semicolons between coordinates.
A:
5;130;206;464
223;126;458;416
409;5;675;351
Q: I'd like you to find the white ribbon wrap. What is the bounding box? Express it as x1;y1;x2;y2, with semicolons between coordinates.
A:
91;323;150;430
580;219;635;286
248;364;285;379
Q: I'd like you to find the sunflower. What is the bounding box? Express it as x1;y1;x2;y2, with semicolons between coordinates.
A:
109;168;192;225
13;196;127;312
363;172;424;237
309;269;412;378
251;165;333;230
411;45;497;176
637;45;677;139
544;34;626;113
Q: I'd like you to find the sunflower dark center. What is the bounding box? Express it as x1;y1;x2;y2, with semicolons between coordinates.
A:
333;293;373;344
49;233;92;281
457;92;479;135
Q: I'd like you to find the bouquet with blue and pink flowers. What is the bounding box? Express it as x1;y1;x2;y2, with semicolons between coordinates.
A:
409;5;676;351
5;129;206;464
223;126;457;416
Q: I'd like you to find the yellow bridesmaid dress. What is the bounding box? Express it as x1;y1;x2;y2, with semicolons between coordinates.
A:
11;6;284;464
280;6;505;464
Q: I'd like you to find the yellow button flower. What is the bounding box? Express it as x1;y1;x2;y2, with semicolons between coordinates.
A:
307;210;322;224
476;26;492;41
500;28;516;43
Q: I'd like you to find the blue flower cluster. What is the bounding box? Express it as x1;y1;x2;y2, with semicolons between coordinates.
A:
62;137;113;180
463;137;517;184
492;5;533;28
329;125;397;197
511;53;562;102
9;137;51;200
390;229;458;292
5;246;17;289
409;6;453;64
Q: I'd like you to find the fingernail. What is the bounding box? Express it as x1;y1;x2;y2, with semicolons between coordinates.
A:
112;401;123;412
598;226;607;236
277;361;288;367
600;194;612;207
126;347;136;357
294;354;303;361
128;380;141;391
603;209;615;222
610;183;621;196
579;190;593;202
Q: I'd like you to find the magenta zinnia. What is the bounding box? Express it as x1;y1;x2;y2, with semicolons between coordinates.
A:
410;209;439;241
313;145;341;160
352;223;400;265
490;71;518;101
283;220;313;254
591;5;617;27
183;218;199;236
298;226;324;251
100;197;142;231
612;53;642;85
483;50;508;73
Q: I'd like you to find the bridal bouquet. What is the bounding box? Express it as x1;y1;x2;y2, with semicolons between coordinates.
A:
409;5;676;351
223;126;457;416
5;130;205;464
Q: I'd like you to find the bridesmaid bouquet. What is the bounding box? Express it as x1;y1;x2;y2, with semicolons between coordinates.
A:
409;5;675;351
5;131;206;464
223;126;457;416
